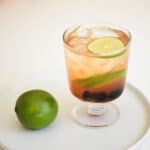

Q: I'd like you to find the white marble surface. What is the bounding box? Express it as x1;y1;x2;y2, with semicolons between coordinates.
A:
0;0;150;149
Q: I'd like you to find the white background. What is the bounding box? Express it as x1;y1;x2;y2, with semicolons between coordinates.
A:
0;0;150;149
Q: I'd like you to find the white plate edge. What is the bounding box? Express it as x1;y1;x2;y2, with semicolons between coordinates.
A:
127;83;150;150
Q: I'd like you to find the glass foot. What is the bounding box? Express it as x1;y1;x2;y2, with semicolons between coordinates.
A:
72;103;119;127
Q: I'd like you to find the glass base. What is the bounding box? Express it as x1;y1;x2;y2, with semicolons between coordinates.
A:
72;103;119;127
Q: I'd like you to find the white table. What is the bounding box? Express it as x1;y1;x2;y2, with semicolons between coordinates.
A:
0;0;149;149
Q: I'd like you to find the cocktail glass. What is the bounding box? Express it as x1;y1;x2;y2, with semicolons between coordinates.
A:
63;25;131;127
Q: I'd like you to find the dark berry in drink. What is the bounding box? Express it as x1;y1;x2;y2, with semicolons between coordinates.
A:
108;89;123;99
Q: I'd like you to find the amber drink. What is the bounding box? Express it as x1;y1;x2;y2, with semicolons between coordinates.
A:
63;25;131;127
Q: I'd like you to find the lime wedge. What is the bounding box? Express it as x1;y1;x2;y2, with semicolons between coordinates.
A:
74;70;126;88
88;37;126;58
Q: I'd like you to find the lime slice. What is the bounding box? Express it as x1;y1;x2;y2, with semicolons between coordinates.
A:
88;37;126;58
74;70;126;88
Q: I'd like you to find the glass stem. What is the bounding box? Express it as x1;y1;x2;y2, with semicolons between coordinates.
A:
88;103;106;116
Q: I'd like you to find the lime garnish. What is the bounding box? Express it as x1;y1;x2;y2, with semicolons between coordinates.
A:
74;70;126;88
88;37;126;58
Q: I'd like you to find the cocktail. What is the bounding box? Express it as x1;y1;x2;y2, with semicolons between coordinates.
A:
63;25;131;127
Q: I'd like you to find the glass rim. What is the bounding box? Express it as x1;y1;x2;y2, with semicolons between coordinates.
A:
63;24;132;58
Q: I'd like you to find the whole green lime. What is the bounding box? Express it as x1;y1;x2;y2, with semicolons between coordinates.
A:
15;90;58;129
